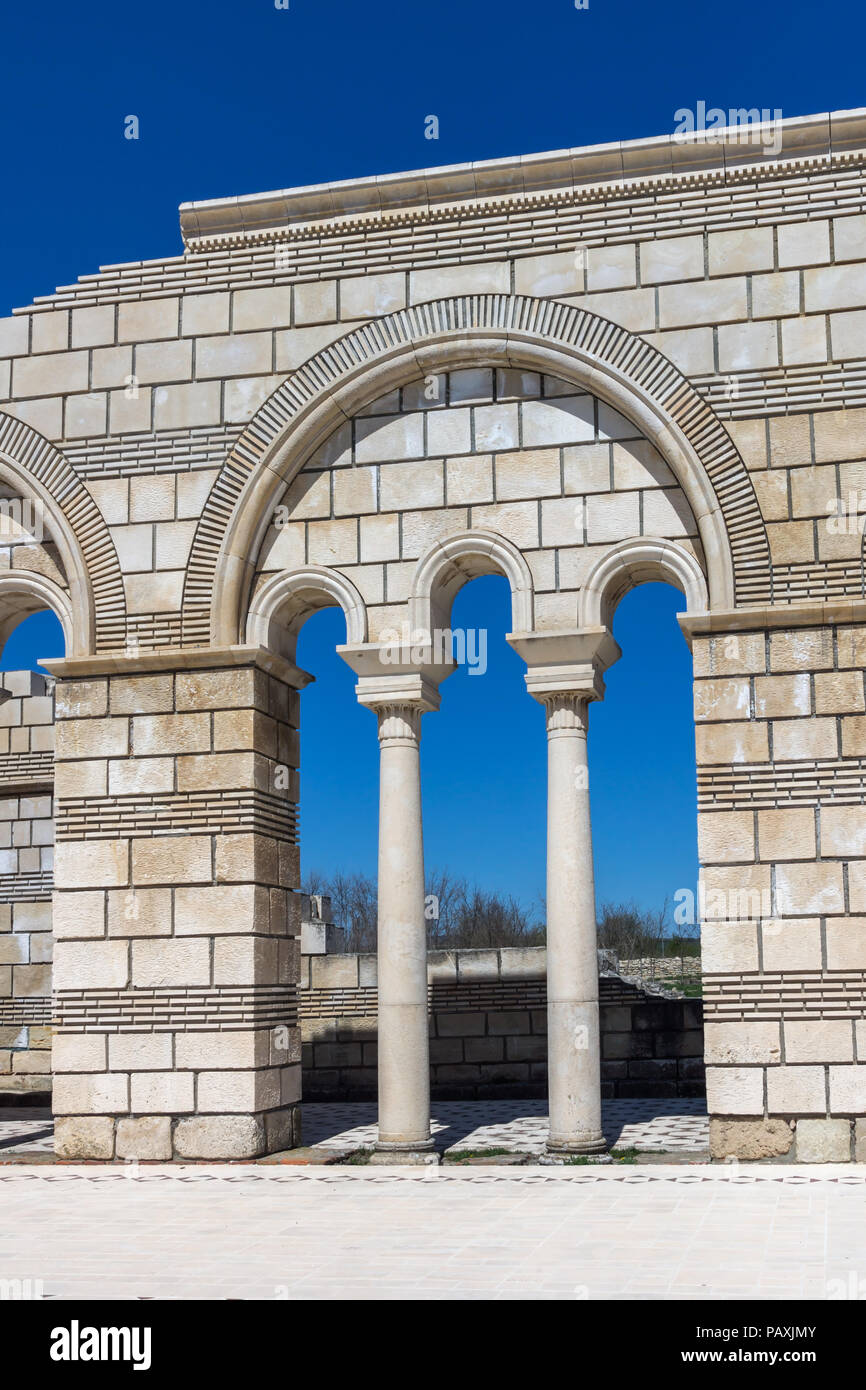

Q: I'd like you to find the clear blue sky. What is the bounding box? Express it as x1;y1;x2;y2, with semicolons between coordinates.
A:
3;0;857;916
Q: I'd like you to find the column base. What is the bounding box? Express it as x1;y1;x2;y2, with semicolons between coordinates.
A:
368;1149;440;1166
546;1134;608;1156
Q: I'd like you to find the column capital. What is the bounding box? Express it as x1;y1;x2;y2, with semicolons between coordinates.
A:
507;627;621;705
337;641;454;716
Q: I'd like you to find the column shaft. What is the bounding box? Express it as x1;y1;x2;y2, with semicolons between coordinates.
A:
375;703;431;1150
545;695;605;1153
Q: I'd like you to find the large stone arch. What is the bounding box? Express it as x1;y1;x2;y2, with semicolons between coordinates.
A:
0;413;126;655
180;295;771;647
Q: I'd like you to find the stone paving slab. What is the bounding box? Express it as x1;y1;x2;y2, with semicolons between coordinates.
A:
0;1163;863;1301
0;1098;709;1159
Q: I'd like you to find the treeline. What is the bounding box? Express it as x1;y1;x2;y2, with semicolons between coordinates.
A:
303;871;699;956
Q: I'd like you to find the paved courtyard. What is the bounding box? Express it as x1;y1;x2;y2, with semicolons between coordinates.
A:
0;1161;864;1300
0;1098;709;1159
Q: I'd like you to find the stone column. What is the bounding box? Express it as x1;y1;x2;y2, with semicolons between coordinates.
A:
338;645;452;1159
542;692;605;1153
371;699;431;1151
45;647;309;1161
508;628;620;1156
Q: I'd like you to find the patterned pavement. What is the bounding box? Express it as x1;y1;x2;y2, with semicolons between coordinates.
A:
0;1098;709;1159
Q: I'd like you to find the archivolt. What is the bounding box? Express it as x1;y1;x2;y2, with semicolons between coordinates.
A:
180;295;771;646
0;413;126;654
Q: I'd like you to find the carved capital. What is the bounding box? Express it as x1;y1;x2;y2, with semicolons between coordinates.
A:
542;691;590;735
376;702;423;745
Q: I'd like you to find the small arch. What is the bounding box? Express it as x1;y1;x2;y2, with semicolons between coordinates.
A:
246;565;368;660
579;537;709;628
410;530;535;634
0;572;74;655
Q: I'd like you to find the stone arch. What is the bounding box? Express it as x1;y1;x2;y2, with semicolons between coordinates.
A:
183;295;771;646
246;564;368;660
579;537;709;628
410;529;534;634
0;413;126;655
0;571;75;655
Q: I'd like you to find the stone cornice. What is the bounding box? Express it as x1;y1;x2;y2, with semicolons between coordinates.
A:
42;644;314;690
178;109;866;250
678;599;866;642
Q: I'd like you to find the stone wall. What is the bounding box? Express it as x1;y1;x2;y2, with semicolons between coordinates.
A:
299;947;704;1101
0;672;54;1093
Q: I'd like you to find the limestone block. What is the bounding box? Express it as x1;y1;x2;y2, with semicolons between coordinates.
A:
473;402;520;452
766;1065;826;1114
130;1072;195;1114
53;1072;130;1115
173;1114;266;1159
805;263;866;314
820;804;866;857
135;339;192;384
13;350;89;399
857;1118;866;1163
212;936;279;987
131;836;211;886
129;473;175;523
781;316;828;366
795;1118;851;1163
718;320;779;372
659;277;747;329
55;716;128;760
697;811;755;863
54;939;129;990
117;298;180;342
575;287;655;332
541;497;583;547
175;1030;270;1069
585;243;637;291
709;226;774;276
772;717;838;761
709;1117;793;1160
825;919;866;970
197;1069;281;1113
132;712;210;756
109;388;152;433
195;332;272;379
694;720;769;764
761;918;821;971
757;807;816;861
693;631;766;678
754;674;811;718
64;392;108;438
767;520;815;564
829;1065;866;1112
232;286;293;332
339;272;406;319
776;862;844;916
701;921;759;972
294;280;337;325
751;270;800;319
704;1021;781;1065
107;887;171;937
705;1065;763;1115
409;261;510;303
55;840;129;890
769;628;833;671
51;1034;107;1072
108;1033;174;1070
154;381;221;431
175;884;268;935
55;680;108;720
53;890;106;939
778;220;831;268
784;1020;854;1064
640;234;704;284
359;513;400;562
522;397;594;448
180;292;230;336
471;501;539;548
841;715;866;756
830;309;866;361
116;1116;172;1161
612;439;674;490
694;677;750;722
305;517;359;566
647;326;715;375
178;469;218;519
585;491;640;544
111;523;153;573
54;1116;116;1159
174;667;260;712
131;937;210;988
514;250;584;297
176;751;259;793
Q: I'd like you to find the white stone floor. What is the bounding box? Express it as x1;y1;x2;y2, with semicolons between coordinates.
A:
0;1098;709;1158
1;1163;864;1300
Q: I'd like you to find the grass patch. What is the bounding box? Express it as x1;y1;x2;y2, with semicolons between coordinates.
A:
445;1147;514;1163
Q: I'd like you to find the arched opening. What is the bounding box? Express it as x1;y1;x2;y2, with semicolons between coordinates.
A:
0;597;66;1130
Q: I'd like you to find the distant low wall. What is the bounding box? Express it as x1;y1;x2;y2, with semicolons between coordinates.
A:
299;946;704;1101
